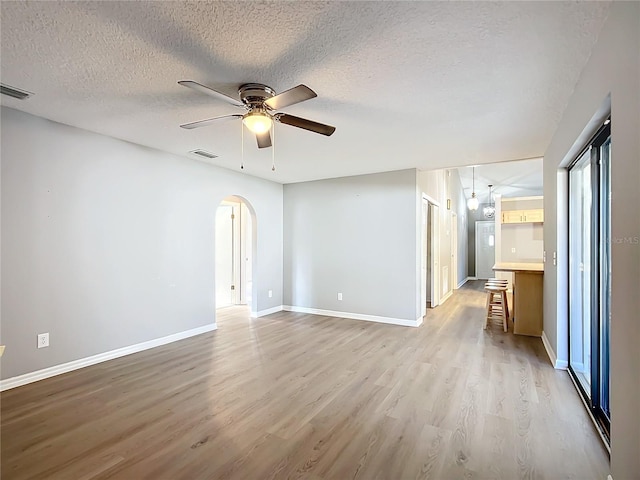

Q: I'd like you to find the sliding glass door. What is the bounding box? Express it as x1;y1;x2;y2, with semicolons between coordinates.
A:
568;120;611;438
597;133;611;423
569;151;592;395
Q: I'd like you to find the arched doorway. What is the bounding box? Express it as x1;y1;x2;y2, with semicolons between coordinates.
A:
215;196;256;313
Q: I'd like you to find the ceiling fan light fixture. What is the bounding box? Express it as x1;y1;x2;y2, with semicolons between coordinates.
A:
243;111;272;134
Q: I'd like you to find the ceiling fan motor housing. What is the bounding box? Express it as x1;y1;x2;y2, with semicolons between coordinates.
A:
239;83;275;110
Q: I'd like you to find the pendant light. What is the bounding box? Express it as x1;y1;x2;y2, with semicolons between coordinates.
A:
483;184;496;219
467;167;479;211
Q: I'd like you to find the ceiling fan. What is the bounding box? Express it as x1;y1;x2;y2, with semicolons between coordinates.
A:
178;81;336;148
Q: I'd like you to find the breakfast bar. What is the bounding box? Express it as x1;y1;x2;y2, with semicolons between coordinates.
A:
492;262;544;336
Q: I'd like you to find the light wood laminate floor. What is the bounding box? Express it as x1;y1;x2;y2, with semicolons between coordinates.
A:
1;282;609;479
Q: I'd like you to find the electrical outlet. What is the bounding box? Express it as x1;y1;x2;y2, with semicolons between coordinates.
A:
268;290;273;298
337;292;343;301
511;247;516;253
37;333;49;349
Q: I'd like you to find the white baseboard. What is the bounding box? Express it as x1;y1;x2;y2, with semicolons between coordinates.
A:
254;305;284;317
457;277;470;289
570;361;585;371
0;323;217;392
283;305;422;328
541;331;568;369
440;290;453;305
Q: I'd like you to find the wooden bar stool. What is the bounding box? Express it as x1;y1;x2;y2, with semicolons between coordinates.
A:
485;280;509;319
484;284;509;332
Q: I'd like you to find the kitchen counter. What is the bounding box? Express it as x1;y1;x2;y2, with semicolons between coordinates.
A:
492;262;544;273
493;262;544;336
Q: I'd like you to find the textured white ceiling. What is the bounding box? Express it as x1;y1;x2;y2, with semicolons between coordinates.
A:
1;1;610;184
457;158;544;201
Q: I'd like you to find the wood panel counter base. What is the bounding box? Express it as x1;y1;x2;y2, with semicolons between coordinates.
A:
493;262;543;337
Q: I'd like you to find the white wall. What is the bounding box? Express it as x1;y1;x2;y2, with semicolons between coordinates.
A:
501;224;543;263
283;169;419;322
543;3;639;477
0;107;283;380
501;197;544;263
451;169;469;287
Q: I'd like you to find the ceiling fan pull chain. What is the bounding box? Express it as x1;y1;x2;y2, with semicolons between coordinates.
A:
271;122;276;172
240;121;244;170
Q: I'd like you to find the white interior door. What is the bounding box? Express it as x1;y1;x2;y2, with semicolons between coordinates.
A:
451;212;458;289
430;204;440;307
240;202;253;307
421;200;428;316
475;220;495;279
215;205;234;307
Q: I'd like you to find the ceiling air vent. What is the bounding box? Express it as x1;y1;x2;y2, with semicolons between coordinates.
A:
189;149;218;159
1;83;33;100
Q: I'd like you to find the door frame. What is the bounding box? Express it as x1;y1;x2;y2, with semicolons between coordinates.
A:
421;199;428;317
451;212;458;289
567;120;611;439
421;194;441;309
215;196;257;314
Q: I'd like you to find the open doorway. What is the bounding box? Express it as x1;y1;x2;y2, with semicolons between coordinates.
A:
422;195;441;313
215;196;256;312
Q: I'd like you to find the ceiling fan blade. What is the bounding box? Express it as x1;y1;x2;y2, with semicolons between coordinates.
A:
178;80;244;107
264;85;317;110
256;130;272;149
180;114;242;129
275;114;335;136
